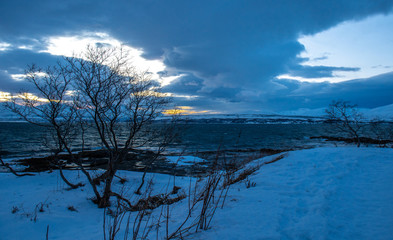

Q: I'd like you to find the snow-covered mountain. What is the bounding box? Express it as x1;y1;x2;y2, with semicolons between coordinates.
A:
363;103;393;119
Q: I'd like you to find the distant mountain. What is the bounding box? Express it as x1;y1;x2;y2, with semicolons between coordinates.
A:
1;102;392;123
363;104;393;120
163;103;393;124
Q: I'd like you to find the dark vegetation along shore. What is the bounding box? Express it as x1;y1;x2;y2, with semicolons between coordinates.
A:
310;135;393;145
14;147;288;177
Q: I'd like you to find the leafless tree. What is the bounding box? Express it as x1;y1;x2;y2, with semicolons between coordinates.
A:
325;100;364;147
66;46;172;207
5;45;174;208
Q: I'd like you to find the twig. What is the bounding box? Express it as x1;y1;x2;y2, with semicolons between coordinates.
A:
46;225;49;240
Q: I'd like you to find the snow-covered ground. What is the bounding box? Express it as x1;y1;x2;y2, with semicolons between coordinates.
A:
197;147;393;240
1;147;393;239
165;155;207;166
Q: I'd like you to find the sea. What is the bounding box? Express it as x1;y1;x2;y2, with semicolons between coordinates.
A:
0;122;358;160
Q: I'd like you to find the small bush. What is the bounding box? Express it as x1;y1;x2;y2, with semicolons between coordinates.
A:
245;179;257;188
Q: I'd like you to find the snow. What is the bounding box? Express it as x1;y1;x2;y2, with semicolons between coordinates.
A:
165;155;207;166
197;147;393;240
1;147;393;239
0;170;194;240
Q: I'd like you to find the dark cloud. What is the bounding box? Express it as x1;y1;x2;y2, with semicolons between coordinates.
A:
1;0;393;112
0;0;105;40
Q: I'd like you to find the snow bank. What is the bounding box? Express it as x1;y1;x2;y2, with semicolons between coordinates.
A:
198;147;393;240
1;147;393;239
0;170;192;240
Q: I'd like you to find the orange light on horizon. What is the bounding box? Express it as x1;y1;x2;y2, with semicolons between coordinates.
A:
0;91;11;102
0;91;50;103
17;92;49;103
163;106;214;115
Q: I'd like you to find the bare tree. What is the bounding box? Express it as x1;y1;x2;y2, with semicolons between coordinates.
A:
5;45;173;208
325;100;364;147
67;46;171;207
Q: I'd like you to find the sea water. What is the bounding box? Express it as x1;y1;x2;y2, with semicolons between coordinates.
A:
0;122;349;159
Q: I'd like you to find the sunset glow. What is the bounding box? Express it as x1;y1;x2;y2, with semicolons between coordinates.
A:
163;106;212;115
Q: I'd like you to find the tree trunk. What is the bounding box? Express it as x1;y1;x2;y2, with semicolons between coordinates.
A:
98;168;116;208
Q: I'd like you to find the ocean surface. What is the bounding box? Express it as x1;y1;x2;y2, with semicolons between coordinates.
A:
0;122;351;159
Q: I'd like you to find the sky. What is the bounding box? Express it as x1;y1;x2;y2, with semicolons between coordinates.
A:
1;0;393;114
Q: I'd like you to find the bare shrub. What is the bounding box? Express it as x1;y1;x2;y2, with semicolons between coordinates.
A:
104;203;127;240
223;165;260;187
103;179;182;240
166;169;230;238
102;152;287;239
